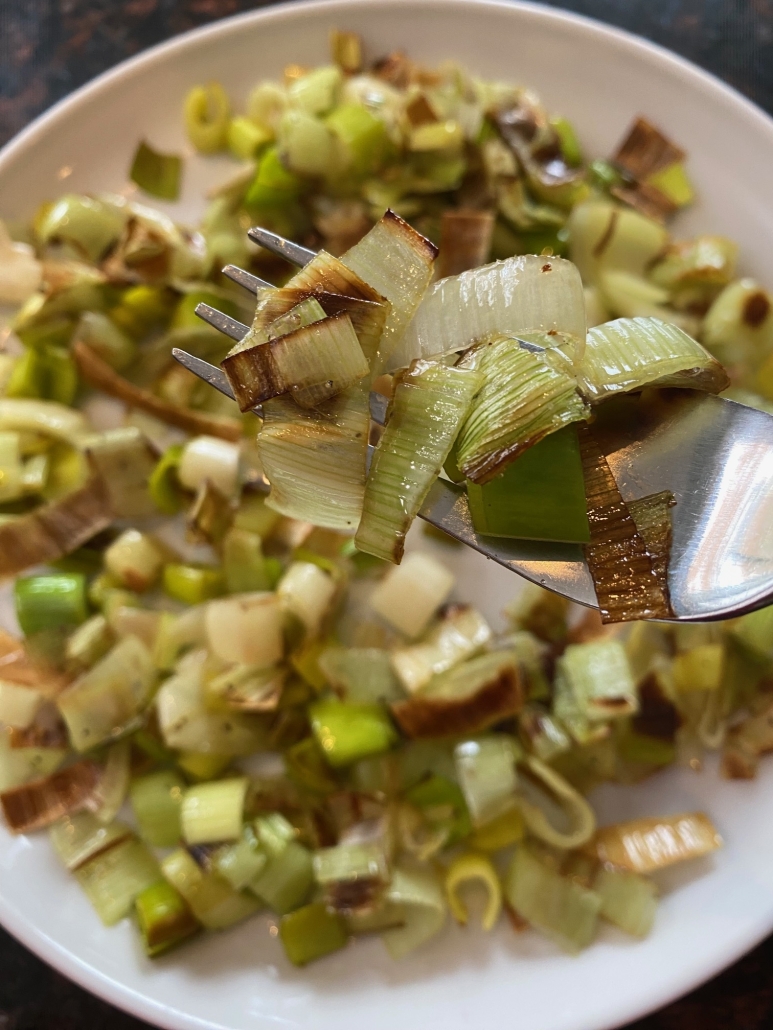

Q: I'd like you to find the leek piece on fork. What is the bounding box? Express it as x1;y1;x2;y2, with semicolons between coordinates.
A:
355;360;483;563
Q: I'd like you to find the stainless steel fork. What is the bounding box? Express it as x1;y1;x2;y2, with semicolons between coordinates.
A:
173;227;773;622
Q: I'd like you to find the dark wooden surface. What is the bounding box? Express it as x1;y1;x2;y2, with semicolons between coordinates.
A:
1;1;773;1027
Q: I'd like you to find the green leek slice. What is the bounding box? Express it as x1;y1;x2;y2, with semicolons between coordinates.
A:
129;141;182;201
355;360;483;562
579;317;729;401
466;425;589;542
455;335;589;484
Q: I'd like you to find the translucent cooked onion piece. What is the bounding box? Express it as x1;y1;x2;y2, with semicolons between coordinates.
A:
0;476;112;578
391;650;523;739
586;812;722;873
73;342;242;442
0;758;101;833
579;426;673;623
341;209;437;369
388;255;586;372
257;384;369;531
455;335;589;484
579;318;729;402
355;360;483;562
223;311;369;412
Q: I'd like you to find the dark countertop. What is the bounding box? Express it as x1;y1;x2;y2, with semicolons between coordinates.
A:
1;1;773;1027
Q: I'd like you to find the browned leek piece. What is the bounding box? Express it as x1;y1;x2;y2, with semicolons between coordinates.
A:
222;251;387;412
628;490;675;604
0;759;102;833
584;812;722;873
579;426;673;623
391;658;523;738
73;341;242;442
610;117;686;219
436;210;495;279
0;476;113;578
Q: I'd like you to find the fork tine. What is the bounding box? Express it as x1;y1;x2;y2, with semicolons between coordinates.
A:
195;303;249;342
222;265;275;294
247;227;315;267
172;349;236;401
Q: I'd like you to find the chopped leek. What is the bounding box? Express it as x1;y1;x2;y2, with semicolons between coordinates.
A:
50;812;132;871
130;140;182;201
392;650;522;739
391;606;492;695
135;879;199;956
505;846;601;954
250;838;314;914
515;754;596;850
205;592;284;667
14;574;88;637
75;837;160;926
181;777;248;846
454;735;518;827
588;812;722;873
104;530;163;593
184;82;230;153
277;561;337;637
559;640;638;721
444;852;502;931
163;564;225;605
310;697;397;768
280;902;348;966
161;847;260;930
355;360;483;562
130;770;185;848
148;444;186;515
319;647;401;704
369;552;454;639
594;866;657;938
57;635;155;751
381;865;446;959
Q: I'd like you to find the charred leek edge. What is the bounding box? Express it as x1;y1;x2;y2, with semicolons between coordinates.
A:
455;335;589;484
515;754;596;850
388;254;586;373
444;852;502;931
0;758;101;833
579;318;729;402
341;209;437;369
559;640;638;722
585;812;722;873
0;476;112;578
504;845;601;954
392;650;523;740
224;311;368;412
436;210;495;280
355;360;483;562
257;382;369;531
85;427;159;521
613;116;685;182
50;812;132;871
579;426;673;623
73;342;242;442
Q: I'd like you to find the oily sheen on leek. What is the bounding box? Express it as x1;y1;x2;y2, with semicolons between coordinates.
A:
340;209;438;369
387;255;586;372
455;336;589;483
256;383;369;531
355;360;483;562
223;311;369;411
579;317;729;401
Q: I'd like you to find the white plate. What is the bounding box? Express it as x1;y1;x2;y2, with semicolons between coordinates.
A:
2;2;773;1028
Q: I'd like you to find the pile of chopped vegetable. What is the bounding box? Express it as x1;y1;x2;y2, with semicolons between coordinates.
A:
0;31;772;969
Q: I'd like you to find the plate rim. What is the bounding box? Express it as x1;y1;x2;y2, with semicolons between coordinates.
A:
2;1;773;1027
